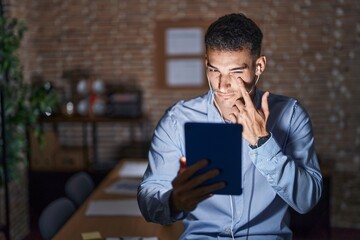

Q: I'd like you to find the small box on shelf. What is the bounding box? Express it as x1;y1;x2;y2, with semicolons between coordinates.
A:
29;130;60;171
30;129;87;171
55;147;87;171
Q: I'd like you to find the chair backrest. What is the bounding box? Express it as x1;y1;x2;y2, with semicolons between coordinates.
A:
65;171;95;207
38;197;76;240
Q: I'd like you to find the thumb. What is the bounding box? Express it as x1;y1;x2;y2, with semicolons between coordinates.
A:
179;157;187;173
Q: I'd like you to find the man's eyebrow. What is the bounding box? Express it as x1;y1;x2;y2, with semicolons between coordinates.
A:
206;62;216;68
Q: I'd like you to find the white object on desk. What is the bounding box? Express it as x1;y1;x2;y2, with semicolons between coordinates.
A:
85;199;141;216
106;237;158;240
119;161;148;178
104;178;142;196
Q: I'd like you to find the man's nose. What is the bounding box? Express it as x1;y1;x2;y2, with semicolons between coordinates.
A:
218;74;231;89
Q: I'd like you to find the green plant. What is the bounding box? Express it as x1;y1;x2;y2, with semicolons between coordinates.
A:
0;17;58;185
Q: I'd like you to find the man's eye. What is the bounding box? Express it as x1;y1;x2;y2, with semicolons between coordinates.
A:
230;71;243;77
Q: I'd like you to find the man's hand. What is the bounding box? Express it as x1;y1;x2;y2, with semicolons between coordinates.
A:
228;80;270;145
170;157;225;213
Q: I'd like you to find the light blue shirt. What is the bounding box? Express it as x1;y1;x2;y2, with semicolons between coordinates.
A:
137;89;322;240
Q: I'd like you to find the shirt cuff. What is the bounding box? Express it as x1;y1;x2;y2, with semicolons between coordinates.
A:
163;189;187;222
248;134;282;180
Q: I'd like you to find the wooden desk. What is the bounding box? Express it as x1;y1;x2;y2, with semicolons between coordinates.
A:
54;160;183;240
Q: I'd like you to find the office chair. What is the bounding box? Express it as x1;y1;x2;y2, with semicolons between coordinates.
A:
38;197;76;240
65;171;95;207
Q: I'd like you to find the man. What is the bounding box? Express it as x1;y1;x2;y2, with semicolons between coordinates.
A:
137;13;322;239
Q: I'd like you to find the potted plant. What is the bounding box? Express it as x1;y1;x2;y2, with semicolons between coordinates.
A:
0;17;58;185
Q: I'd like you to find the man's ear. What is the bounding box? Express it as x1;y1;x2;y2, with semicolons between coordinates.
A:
255;56;266;76
204;54;208;66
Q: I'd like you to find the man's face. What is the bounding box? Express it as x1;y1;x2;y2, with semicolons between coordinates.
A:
205;49;258;116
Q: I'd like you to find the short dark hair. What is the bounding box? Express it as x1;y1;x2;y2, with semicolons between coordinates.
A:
205;13;263;58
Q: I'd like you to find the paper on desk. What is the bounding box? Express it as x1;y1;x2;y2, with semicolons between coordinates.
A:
106;237;158;240
81;231;102;240
119;161;148;178
85;199;141;216
105;178;142;195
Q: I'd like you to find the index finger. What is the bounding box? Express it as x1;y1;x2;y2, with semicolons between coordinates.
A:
261;91;270;119
238;78;255;109
177;159;209;182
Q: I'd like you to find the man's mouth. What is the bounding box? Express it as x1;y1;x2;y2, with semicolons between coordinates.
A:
216;91;236;100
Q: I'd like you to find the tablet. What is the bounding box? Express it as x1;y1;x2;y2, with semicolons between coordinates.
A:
184;122;243;195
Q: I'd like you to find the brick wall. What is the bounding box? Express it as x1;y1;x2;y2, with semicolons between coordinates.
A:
6;0;360;229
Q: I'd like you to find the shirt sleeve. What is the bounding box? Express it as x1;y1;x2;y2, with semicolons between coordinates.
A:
137;110;187;224
248;101;323;214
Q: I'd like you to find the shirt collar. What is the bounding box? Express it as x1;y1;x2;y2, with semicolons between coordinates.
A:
206;90;224;123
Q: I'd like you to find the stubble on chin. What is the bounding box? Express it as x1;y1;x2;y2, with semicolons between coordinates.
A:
214;97;237;118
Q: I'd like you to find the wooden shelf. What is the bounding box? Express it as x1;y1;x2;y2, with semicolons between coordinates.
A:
32;114;150;171
39;114;148;124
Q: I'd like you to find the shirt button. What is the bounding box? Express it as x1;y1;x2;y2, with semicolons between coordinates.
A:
224;228;231;233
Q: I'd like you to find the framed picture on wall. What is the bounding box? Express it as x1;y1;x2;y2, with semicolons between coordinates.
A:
155;20;210;89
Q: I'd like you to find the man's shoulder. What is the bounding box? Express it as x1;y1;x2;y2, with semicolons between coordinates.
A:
266;92;310;125
158;92;210;127
268;92;297;105
157;92;210;131
266;92;300;112
168;92;210;114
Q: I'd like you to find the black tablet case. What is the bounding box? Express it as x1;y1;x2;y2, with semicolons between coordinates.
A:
185;122;243;195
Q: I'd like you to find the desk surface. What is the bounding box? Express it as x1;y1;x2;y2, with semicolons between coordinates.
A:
54;160;183;240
